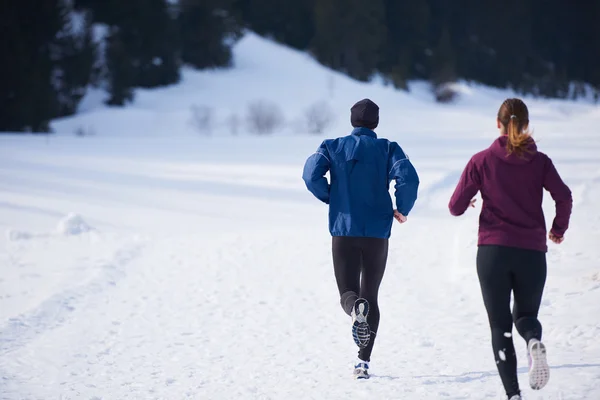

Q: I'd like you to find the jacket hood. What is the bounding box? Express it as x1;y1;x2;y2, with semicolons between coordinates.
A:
351;127;377;138
490;135;538;165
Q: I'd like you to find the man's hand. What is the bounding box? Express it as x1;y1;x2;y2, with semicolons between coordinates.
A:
394;210;407;224
549;232;564;244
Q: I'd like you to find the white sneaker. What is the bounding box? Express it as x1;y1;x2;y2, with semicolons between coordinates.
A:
528;339;550;390
351;298;370;348
508;395;521;400
353;360;369;379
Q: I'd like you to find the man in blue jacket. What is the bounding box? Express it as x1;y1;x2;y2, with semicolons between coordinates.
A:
302;98;419;379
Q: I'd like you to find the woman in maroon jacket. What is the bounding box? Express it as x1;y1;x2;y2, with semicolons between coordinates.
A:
449;98;572;400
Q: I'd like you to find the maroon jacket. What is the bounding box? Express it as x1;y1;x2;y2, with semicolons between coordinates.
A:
449;135;572;252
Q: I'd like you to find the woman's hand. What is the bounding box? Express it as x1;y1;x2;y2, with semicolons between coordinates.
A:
549;232;564;244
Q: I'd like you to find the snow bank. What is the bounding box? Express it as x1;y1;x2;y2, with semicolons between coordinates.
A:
56;213;94;236
6;230;35;241
5;213;94;241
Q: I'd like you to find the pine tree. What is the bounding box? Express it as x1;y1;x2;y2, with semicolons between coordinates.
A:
237;0;315;50
430;26;456;87
0;0;62;132
83;0;180;105
179;0;242;69
127;0;180;88
53;1;96;117
0;1;27;131
105;27;134;106
312;0;386;82
379;0;431;89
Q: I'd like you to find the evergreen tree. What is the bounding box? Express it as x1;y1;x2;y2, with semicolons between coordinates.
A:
379;0;431;88
312;0;386;82
84;0;180;105
0;0;62;132
53;2;96;117
237;0;315;50
127;0;180;88
179;0;242;69
430;26;456;87
105;27;134;106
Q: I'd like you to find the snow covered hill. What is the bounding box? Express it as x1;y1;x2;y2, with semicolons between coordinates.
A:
1;33;599;399
51;32;600;140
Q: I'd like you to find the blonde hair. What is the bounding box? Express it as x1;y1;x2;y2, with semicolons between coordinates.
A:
497;98;533;157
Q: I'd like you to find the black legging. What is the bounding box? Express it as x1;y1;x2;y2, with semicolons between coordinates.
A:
477;245;547;398
332;236;388;362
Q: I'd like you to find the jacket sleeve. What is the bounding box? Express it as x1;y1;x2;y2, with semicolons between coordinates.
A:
388;143;419;216
449;158;481;216
302;141;331;204
543;156;573;237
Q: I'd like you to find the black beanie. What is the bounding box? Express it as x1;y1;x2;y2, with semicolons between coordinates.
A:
350;99;379;130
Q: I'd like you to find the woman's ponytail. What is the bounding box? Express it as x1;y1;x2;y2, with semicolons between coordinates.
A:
498;99;533;157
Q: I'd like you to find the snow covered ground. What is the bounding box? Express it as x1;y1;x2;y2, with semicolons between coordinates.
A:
1;33;600;399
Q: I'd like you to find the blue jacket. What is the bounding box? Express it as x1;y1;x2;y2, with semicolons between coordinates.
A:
302;127;419;239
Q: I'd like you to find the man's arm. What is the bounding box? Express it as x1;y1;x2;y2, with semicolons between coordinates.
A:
389;143;419;216
302;141;331;204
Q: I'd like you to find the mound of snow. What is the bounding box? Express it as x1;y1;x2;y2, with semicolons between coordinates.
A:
56;213;94;236
6;214;94;241
6;230;34;241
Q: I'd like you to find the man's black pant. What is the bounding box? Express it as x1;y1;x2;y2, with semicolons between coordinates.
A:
477;245;547;398
332;236;388;362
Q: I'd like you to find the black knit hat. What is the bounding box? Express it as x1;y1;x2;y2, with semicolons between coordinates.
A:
350;99;379;130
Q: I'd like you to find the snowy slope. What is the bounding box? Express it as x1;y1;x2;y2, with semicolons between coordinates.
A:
51;32;600;139
2;33;600;399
